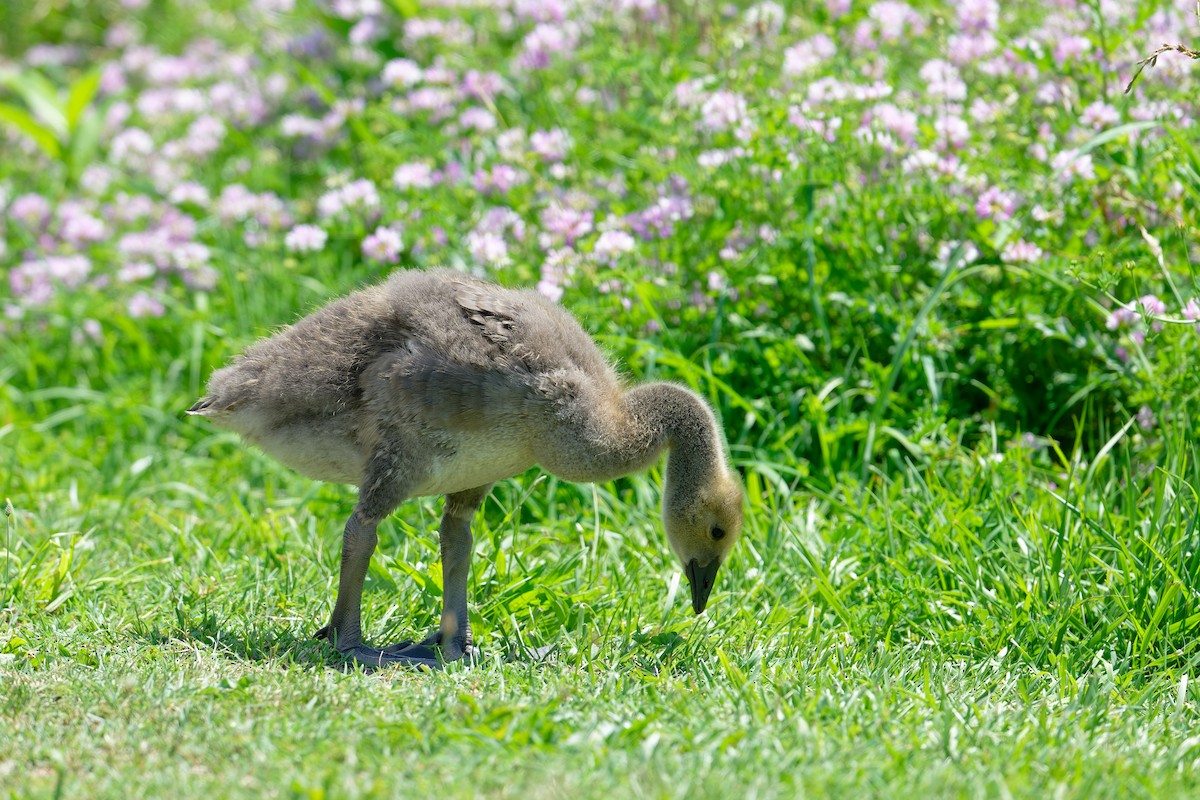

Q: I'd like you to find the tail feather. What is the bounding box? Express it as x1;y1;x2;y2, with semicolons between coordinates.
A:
186;396;225;415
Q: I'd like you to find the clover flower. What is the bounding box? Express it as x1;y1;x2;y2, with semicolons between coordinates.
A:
285;225;329;253
362;225;403;263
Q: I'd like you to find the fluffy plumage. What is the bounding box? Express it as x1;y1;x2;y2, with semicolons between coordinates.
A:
190;268;743;668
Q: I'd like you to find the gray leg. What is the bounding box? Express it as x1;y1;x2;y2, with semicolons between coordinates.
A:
314;509;377;652
314;447;438;669
386;485;490;664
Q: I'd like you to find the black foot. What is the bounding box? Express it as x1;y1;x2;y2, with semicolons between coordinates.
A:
313;625;439;670
380;630;481;665
344;643;439;671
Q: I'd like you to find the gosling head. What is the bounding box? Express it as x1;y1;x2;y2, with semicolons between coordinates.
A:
663;470;744;614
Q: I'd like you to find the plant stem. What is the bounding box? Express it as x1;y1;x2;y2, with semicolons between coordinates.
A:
4;498;12;606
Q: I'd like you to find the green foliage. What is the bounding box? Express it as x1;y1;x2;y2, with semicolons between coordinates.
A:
0;67;104;183
4;0;1200;796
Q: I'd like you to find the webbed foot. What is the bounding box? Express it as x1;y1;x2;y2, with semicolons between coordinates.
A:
343;643;439;670
380;629;481;665
313;624;440;670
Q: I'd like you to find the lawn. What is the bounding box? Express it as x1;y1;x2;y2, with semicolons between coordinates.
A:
4;0;1200;797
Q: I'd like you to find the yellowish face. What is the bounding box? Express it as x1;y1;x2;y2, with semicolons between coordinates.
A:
663;472;744;613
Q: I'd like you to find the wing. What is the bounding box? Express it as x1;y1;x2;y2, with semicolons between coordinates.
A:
387;344;541;431
452;279;553;373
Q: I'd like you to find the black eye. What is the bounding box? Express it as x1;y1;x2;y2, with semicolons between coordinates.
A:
711;526;726;541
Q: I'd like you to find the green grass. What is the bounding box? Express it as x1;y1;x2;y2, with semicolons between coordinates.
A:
5;0;1200;796
5;337;1200;797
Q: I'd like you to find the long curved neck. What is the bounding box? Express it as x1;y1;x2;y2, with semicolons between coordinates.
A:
620;383;726;491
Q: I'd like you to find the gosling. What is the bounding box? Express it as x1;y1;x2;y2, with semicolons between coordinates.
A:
188;268;744;668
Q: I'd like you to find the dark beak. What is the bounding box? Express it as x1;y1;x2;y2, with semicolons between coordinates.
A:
685;558;721;614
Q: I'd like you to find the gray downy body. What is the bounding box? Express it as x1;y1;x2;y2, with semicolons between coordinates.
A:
192;268;650;492
189;268;743;668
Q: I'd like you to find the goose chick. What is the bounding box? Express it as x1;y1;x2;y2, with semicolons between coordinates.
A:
188;268;744;669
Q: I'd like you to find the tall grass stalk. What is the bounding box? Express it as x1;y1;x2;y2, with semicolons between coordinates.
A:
3;498;11;607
